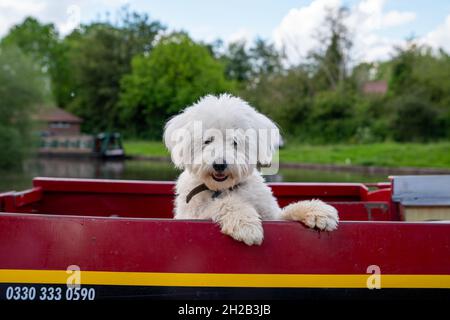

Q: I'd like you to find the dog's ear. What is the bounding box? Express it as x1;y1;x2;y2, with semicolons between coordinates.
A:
164;112;186;151
252;112;281;167
163;111;193;168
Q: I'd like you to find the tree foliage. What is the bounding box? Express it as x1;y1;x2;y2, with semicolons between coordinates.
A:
308;7;352;91
391;95;442;142
65;10;165;132
1;17;57;102
1;17;58;73
221;38;283;83
243;7;450;144
0;45;46;168
119;33;234;138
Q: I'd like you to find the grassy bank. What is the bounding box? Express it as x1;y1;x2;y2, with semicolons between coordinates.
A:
279;142;450;168
124;140;450;169
124;140;168;158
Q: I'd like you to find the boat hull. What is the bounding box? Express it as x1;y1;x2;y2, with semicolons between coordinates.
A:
0;213;449;300
0;177;449;300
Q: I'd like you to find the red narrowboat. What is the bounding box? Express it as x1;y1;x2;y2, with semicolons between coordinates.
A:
0;176;449;301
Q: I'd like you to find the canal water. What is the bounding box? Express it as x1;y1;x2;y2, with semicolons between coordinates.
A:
0;157;390;192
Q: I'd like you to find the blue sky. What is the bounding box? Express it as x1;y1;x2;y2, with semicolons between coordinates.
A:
1;0;449;62
79;0;450;41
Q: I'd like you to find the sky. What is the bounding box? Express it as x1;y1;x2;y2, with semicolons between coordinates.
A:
1;0;449;63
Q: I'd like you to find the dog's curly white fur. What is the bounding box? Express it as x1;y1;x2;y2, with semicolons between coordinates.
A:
164;94;339;245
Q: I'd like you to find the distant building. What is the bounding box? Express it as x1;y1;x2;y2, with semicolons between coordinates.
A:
36;107;83;136
34;107;124;158
362;80;388;96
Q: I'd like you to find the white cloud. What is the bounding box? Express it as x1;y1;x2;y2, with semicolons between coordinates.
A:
273;0;340;63
1;0;447;63
352;0;415;29
0;0;47;37
58;4;82;35
422;14;450;52
185;25;218;43
381;11;416;28
0;0;47;13
227;28;254;44
0;0;128;37
273;0;417;64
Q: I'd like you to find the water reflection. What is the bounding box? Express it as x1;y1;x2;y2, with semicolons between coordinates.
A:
0;157;388;192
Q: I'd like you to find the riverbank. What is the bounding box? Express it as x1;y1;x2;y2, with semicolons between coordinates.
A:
124;140;450;171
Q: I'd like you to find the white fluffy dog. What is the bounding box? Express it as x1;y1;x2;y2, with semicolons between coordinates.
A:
164;94;338;245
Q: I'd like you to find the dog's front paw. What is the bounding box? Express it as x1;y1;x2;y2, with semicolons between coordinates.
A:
281;200;339;231
214;207;264;245
220;220;264;246
302;207;339;231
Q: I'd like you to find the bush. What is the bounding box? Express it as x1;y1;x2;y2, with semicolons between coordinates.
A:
306;90;357;143
391;95;441;142
0;127;24;168
351;96;391;143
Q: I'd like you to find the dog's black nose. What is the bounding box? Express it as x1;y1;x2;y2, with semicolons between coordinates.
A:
213;161;227;172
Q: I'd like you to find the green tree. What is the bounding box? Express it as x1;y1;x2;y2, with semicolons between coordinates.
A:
50;35;74;108
388;42;450;139
250;38;283;76
1;17;58;72
222;40;253;82
1;17;57;102
65;10;164;132
241;66;312;137
308;7;352;91
388;42;419;96
0;45;46;168
221;38;283;83
242;7;356;143
351;62;375;90
119;33;234;138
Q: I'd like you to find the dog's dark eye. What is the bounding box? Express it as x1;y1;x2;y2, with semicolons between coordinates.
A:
204;137;214;145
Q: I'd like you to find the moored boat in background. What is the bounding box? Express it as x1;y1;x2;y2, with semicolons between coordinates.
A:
38;132;125;159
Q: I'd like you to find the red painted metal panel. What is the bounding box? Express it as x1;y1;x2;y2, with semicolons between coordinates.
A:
329;202;391;221
0;178;395;221
1;178;448;285
367;188;391;202
3;198;389;220
32;178;369;201
270;182;368;201
33;192;174;218
0;192;14;211
11;187;42;208
365;182;391;189
0;213;448;275
1;188;42;213
33;177;175;195
367;188;400;221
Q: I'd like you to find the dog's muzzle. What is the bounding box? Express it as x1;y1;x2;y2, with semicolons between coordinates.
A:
212;160;228;181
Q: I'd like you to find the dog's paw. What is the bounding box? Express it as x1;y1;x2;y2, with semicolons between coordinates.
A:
281;200;339;231
220;220;264;246
213;207;264;245
302;208;339;231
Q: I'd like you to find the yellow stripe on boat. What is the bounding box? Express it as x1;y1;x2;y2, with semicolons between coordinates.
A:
0;270;449;289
